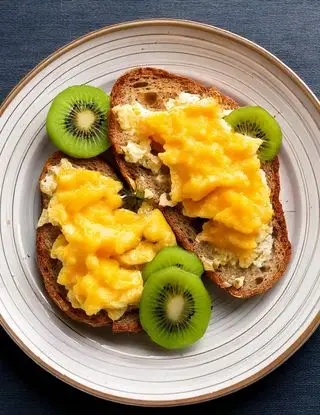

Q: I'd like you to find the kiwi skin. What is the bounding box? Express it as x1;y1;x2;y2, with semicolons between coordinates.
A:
139;266;211;349
224;106;282;161
46;85;111;158
142;246;204;281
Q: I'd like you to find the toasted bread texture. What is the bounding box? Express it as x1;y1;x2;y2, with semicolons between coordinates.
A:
109;67;291;298
109;67;238;200
36;152;141;332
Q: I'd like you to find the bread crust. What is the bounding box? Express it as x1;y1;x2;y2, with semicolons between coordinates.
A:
109;67;291;298
36;152;141;332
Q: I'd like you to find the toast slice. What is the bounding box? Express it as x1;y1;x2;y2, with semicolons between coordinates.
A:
110;67;238;200
109;68;291;298
36;152;141;332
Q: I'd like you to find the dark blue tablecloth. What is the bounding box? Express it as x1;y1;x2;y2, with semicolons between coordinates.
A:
0;1;319;413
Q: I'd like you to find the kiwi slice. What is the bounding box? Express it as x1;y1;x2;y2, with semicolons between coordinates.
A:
224;106;282;161
142;246;204;281
139;266;211;349
46;85;111;158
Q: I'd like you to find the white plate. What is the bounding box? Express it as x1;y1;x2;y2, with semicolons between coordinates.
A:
0;19;319;406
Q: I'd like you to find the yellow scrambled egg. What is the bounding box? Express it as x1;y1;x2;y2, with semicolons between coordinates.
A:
38;159;176;320
113;93;273;269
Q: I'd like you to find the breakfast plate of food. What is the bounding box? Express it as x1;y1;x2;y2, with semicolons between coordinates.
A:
0;19;319;406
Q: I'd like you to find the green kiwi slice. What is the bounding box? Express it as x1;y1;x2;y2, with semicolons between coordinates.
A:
139;266;211;349
142;246;204;281
46;85;111;158
224;106;282;161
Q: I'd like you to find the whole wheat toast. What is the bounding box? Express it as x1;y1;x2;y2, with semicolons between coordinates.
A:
109;67;291;298
36;152;141;332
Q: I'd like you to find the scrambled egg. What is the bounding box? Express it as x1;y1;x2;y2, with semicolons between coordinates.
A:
113;93;274;270
114;102;162;173
39;159;176;320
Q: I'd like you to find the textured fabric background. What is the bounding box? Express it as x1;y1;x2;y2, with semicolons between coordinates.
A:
0;0;319;413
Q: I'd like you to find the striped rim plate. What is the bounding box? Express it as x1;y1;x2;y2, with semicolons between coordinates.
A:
0;19;319;406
